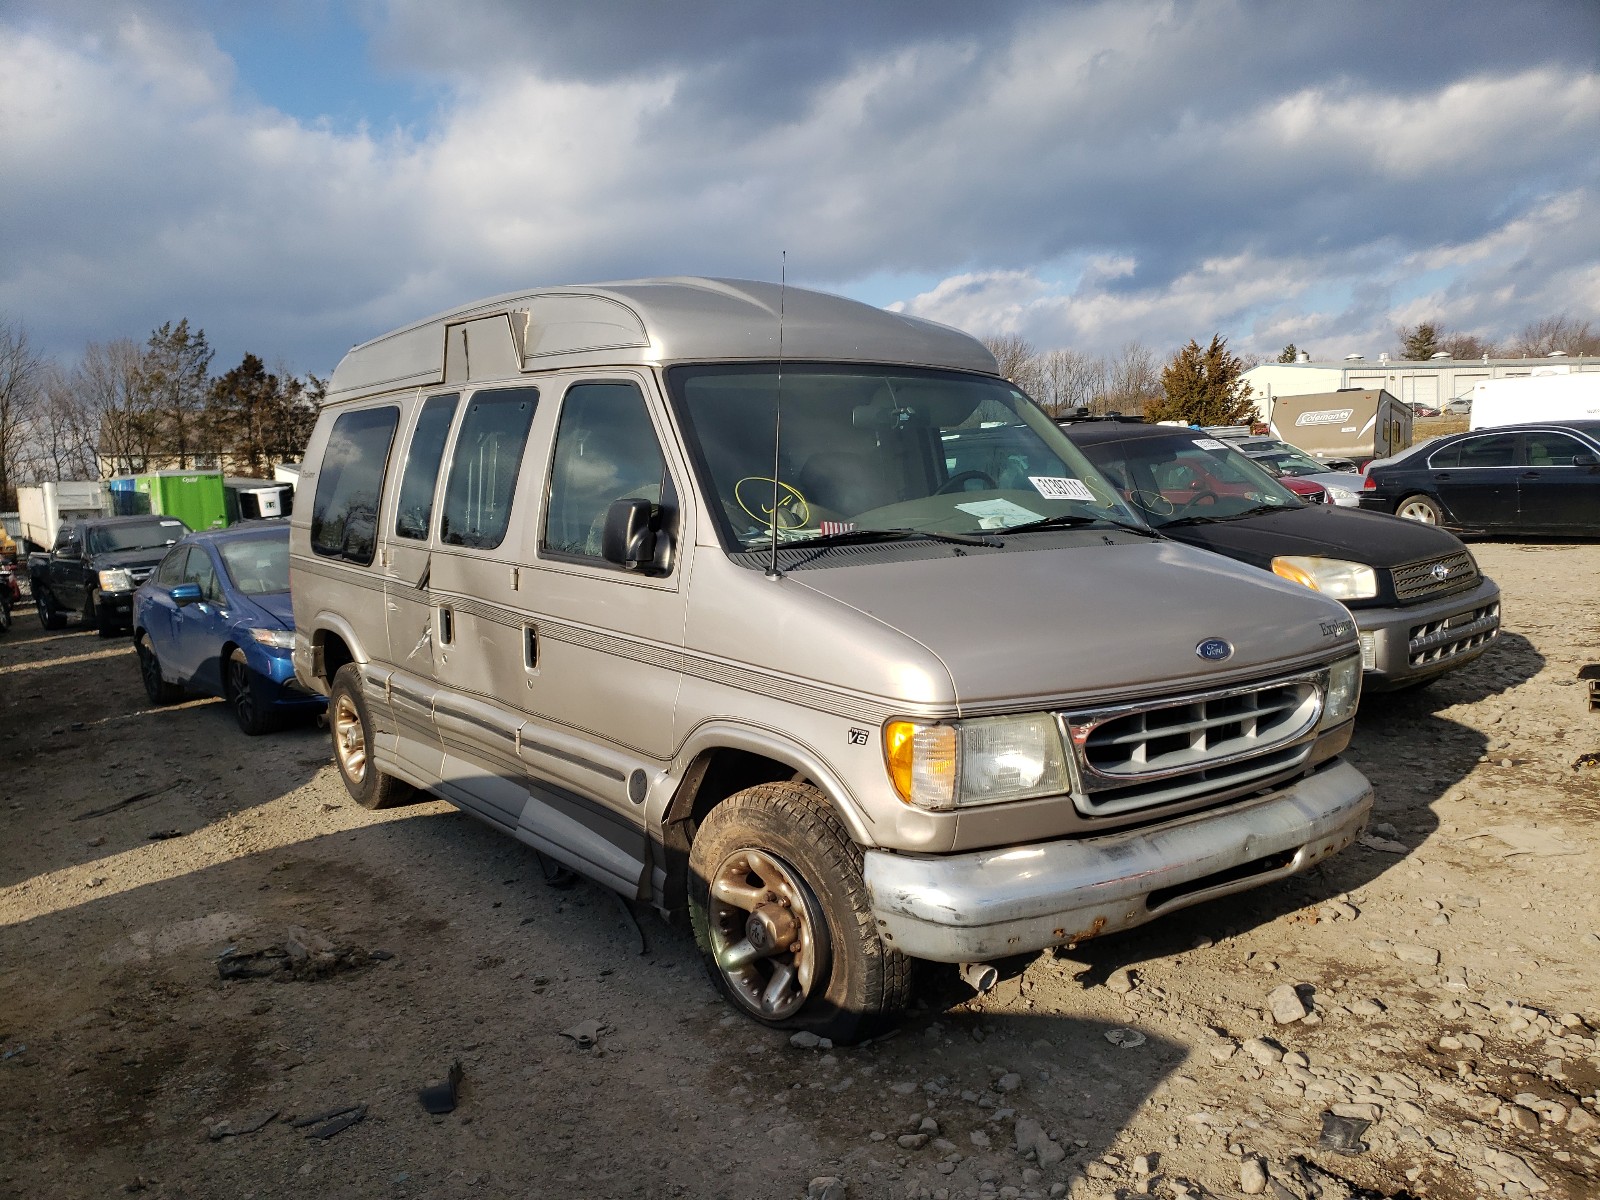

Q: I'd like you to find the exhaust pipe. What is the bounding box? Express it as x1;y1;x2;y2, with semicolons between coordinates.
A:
959;962;998;993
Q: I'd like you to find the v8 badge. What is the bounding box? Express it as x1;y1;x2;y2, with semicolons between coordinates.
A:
847;727;870;746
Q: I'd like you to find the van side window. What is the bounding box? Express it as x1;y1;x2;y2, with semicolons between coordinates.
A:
311;406;400;565
394;393;460;540
440;387;538;550
543;382;672;560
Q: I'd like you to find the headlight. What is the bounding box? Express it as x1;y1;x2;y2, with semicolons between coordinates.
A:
1326;486;1356;505
98;568;135;591
885;712;1071;811
1271;556;1378;600
249;628;295;649
1319;653;1362;729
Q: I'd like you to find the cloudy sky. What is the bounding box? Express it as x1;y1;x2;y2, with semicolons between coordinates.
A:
3;0;1598;377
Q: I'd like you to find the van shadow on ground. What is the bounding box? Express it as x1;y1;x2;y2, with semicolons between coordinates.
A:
0;807;1185;1200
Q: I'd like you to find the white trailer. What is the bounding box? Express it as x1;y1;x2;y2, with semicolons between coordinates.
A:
1470;373;1600;430
16;481;107;551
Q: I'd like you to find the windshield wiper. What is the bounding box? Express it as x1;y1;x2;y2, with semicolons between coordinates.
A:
1162;503;1289;528
777;526;1001;549
1002;514;1160;538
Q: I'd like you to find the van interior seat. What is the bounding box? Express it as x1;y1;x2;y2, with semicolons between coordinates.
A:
796;451;900;516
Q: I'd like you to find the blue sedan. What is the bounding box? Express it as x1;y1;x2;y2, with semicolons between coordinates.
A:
133;524;324;734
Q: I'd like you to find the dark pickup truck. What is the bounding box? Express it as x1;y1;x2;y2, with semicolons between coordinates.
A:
30;515;189;637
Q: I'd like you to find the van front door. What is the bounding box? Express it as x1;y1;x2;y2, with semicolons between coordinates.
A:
517;377;688;895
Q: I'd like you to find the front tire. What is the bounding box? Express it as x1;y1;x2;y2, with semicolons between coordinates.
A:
1396;493;1444;524
225;647;279;736
36;589;67;630
688;781;911;1043
329;663;413;809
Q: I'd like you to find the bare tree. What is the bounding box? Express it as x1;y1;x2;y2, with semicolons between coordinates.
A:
27;364;100;482
981;334;1045;397
1441;331;1498;360
1030;348;1107;416
0;320;45;507
77;338;158;476
1511;315;1600;358
1103;341;1161;415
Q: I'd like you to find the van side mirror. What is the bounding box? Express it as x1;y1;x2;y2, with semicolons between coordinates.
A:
170;582;203;606
601;498;658;571
1573;452;1598;468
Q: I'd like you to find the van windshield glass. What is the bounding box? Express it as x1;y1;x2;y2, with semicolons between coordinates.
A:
666;364;1139;549
1072;434;1304;528
88;520;188;554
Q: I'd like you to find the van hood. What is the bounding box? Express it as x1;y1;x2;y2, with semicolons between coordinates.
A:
1159;505;1469;571
786;538;1357;709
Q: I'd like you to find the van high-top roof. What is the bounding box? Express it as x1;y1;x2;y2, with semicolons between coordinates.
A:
325;277;998;404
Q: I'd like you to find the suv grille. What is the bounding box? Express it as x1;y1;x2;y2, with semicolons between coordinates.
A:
1390;550;1477;603
1062;673;1323;817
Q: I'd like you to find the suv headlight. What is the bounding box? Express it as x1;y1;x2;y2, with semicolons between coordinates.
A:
1319;653;1362;729
98;568;135;591
1271;556;1378;600
249;627;295;649
885;712;1071;811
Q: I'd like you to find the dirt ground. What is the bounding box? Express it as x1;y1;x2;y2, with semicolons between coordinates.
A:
1;541;1596;1200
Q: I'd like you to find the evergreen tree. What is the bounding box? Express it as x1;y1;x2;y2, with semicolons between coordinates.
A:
1398;322;1441;360
1146;335;1254;426
142;319;213;466
1277;344;1303;363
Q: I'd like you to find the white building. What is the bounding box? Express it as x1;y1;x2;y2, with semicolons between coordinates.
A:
1242;353;1600;422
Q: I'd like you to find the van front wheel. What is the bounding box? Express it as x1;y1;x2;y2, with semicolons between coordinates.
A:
329;664;413;809
688;781;910;1043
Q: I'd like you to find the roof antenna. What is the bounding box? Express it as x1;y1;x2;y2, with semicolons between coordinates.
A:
766;252;787;580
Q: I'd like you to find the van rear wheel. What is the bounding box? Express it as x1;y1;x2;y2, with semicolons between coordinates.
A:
329;664;413;809
688;781;910;1043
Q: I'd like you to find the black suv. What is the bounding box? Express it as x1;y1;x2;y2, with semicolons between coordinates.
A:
1059;420;1502;691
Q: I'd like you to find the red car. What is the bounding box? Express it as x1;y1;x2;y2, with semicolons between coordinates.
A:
1278;476;1328;504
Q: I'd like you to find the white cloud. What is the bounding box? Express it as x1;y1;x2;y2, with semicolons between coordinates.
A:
0;0;1596;376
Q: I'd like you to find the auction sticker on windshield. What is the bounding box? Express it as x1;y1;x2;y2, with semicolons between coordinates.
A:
1191;439;1227;450
1027;477;1095;501
956;498;1043;526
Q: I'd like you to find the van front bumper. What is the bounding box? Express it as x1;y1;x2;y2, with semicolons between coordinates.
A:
861;759;1372;963
1352;577;1501;692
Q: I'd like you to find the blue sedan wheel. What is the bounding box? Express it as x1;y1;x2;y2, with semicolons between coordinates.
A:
225;647;278;736
136;633;183;705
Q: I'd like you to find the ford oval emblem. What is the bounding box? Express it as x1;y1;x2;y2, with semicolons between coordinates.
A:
1196;638;1234;662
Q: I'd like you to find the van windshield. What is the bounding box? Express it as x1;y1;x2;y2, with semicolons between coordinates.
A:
667;364;1141;549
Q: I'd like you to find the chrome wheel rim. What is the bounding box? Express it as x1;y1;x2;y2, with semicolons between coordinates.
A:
332;691;367;782
706;847;824;1021
1398;499;1437;524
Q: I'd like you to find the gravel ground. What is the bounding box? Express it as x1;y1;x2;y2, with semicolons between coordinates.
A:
0;540;1596;1200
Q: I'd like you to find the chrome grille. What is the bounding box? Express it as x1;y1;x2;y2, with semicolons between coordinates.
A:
1063;673;1323;817
130;567;153;584
1409;603;1500;667
1390;550;1477;603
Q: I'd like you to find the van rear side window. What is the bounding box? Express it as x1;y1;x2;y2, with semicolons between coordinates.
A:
441;387;538;549
311;406;400;565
